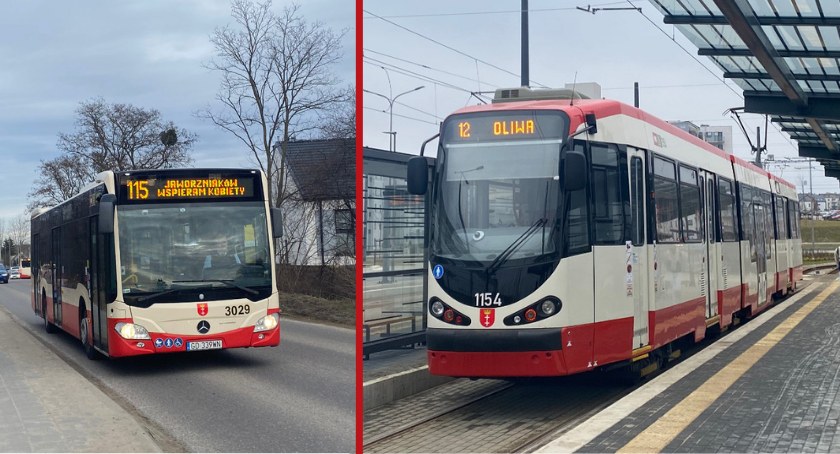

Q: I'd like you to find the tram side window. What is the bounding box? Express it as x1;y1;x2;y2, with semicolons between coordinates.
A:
630;157;644;246
790;201;801;239
762;191;772;259
678;166;701;242
718;178;738;241
740;185;757;261
653;156;680;243
591;144;623;244
775;195;787;240
565;143;591;256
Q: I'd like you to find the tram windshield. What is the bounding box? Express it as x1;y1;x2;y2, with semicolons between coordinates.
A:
433;138;564;264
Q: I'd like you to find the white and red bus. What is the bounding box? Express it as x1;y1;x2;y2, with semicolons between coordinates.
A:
31;168;283;359
18;258;31;279
407;88;803;378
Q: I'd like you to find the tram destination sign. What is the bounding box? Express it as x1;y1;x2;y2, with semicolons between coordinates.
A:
444;111;567;144
119;173;258;203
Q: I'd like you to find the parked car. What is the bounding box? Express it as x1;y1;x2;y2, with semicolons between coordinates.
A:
0;265;8;284
9;266;19;279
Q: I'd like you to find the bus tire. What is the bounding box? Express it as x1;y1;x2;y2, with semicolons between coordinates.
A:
43;291;57;334
79;302;98;360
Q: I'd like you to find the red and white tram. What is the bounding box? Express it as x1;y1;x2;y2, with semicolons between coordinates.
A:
407;88;803;378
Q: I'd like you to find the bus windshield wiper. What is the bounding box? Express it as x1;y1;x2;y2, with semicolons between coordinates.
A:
172;279;259;295
135;288;182;304
486;218;547;275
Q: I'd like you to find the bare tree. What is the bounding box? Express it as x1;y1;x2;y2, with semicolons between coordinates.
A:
28;154;94;209
0;218;6;265
200;0;348;207
58;98;196;172
9;213;29;264
318;86;355;140
28;99;196;208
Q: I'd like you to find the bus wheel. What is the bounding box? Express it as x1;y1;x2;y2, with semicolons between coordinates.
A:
79;304;98;360
43;291;56;334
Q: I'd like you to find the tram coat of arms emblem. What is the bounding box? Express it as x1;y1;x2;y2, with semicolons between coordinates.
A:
480;309;495;327
197;303;208;316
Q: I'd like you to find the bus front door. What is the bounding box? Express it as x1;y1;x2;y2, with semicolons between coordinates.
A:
51;228;62;326
89;217;108;352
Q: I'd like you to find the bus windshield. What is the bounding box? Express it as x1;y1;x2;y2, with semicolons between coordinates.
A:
117;202;272;298
433;139;562;263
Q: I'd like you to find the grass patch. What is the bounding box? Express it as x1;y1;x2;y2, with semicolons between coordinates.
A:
800;219;840;243
278;292;355;328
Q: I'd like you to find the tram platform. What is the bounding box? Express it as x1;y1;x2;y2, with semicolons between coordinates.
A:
536;268;840;453
0;307;161;452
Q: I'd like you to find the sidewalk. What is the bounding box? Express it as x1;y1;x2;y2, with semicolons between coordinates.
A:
0;308;161;452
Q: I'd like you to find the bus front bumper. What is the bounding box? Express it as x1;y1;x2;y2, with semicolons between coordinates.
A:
106;318;280;357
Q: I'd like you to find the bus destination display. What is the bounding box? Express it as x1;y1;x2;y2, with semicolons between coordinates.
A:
123;176;255;201
444;111;566;143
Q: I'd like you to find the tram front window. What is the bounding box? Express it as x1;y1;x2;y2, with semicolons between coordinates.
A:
433;139;562;264
117;202;272;298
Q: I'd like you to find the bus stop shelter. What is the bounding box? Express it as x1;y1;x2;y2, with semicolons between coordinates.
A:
651;0;840;178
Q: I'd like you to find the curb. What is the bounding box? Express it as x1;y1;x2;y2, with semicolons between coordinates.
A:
363;365;455;410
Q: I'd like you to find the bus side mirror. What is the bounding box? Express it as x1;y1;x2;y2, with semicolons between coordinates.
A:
407;157;428;195
564;151;587;191
271;207;283;238
98;194;116;234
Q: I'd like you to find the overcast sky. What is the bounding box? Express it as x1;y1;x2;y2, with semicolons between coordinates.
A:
0;0;354;220
362;0;836;196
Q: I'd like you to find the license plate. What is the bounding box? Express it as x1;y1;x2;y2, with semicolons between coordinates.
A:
186;340;222;351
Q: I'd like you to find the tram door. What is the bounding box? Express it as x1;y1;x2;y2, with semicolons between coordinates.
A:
700;171;719;319
628;148;649;348
753;204;768;306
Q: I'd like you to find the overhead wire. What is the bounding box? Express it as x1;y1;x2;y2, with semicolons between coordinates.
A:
362;2;629;19
362;58;488;100
364;48;503;90
364;9;549;88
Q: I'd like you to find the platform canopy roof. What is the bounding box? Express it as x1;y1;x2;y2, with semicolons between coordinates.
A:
650;0;840;180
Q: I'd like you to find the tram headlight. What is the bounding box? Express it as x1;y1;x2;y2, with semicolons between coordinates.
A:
539;300;557;317
114;322;150;340
254;313;280;332
431;300;445;317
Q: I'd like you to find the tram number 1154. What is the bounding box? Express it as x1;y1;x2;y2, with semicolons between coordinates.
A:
474;292;502;307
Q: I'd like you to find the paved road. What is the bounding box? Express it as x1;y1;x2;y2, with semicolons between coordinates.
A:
0;279;355;452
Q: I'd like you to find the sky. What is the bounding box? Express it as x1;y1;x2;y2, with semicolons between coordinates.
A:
0;0;354;220
362;0;837;197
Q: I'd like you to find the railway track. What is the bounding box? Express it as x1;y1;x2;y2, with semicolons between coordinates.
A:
364;373;636;453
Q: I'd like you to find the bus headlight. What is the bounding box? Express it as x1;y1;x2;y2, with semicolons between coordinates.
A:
431;301;445;317
254;313;280;332
114;322;150;340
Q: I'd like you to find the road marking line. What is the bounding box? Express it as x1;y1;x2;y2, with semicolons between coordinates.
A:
364;365;430;387
618;279;840;453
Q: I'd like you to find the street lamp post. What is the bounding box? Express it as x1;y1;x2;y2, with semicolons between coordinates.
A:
363;85;424;151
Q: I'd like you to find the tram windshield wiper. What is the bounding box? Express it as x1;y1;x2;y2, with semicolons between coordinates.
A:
172;279;259;295
486;217;548;275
